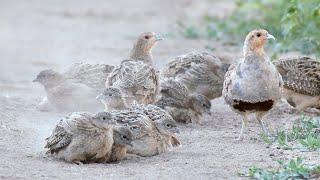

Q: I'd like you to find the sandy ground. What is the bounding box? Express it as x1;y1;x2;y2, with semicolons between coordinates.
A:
0;0;319;179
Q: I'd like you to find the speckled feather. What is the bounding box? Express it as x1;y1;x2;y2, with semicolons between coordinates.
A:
275;57;320;96
161;52;230;99
64;62;114;90
45;112;98;154
155;78;190;108
106;60;159;104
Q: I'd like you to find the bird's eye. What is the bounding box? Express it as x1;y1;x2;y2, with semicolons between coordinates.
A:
166;124;172;128
202;104;207;107
122;135;127;139
257;33;261;37
108;94;112;96
144;35;149;39
102;117;106;120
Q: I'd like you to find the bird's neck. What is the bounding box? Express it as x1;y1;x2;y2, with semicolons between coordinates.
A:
243;42;265;58
129;46;153;66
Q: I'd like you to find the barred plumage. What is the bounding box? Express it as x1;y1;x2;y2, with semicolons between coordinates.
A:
155;78;211;123
275;56;320;111
44;112;115;163
161;52;232;99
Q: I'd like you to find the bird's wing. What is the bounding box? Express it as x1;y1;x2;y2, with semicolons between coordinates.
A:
64;62;114;90
45;119;72;153
44;112;96;153
161;52;228;95
129;104;172;123
275;57;320;96
222;62;237;104
156;78;188;108
162;51;228;78
50;80;98;99
107;60;159;102
111;110;153;138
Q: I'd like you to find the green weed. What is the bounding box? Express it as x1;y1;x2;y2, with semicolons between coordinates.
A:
239;157;320;179
178;0;320;57
260;115;320;151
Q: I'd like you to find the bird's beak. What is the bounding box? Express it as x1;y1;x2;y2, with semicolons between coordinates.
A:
155;34;163;41
266;33;276;40
32;78;38;82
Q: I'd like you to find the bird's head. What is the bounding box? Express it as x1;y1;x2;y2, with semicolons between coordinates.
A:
96;87;127;111
130;32;163;60
113;126;134;147
190;94;212;116
33;69;62;87
154;116;179;136
243;29;275;57
92;111;116;129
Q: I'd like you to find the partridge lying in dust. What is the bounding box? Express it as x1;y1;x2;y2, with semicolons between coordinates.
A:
96;88;181;152
106;32;162;105
96;87;128;111
275;56;320;112
45;112;116;164
223;29;282;140
107;126;134;162
155;78;211;123
34;63;113;112
161;52;232;100
111;109;179;157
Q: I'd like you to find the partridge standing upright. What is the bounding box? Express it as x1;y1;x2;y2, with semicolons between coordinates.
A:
106;32;162;104
223;29;282;140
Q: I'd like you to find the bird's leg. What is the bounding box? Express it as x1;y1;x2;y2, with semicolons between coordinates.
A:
255;112;270;137
237;114;248;141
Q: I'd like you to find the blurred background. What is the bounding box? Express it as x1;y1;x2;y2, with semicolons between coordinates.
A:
1;0;319;93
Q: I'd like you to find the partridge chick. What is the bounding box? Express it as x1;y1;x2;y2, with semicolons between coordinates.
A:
45;112;115;164
129;103;181;146
155;78;211;123
96;87;181;147
275;56;320;112
161;52;231;99
107;126;134;162
111;109;179;156
223;29;282;140
96;87;128;111
106;32;162;105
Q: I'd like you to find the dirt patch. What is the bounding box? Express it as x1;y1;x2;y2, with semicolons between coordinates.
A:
0;0;318;179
